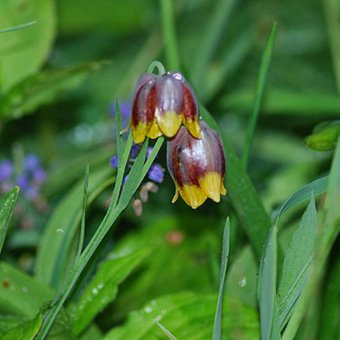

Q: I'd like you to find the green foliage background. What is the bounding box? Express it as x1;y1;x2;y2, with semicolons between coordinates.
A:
0;0;340;339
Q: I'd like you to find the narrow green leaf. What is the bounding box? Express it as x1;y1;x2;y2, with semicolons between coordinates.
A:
220;89;340;116
273;176;328;223
242;23;277;168
160;0;180;70
201;105;271;257
35;166;112;288
115;101;124;163
72;248;149;336
0;313;42;340
76;165;90;261
258;224;278;340
213;218;230;340
278;196;317;329
324;136;340;224
0;262;54;317
191;0;239;97
0;187;19;254
105;293;259;340
318;255;340;339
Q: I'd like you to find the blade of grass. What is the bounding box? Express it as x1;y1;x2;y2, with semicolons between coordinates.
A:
160;0;180;70
0;21;36;33
241;23;277;168
76;165;89;261
323;0;340;92
212;218;230;340
257;222;278;340
156;321;178;340
272;176;328;223
191;0;239;96
201;105;271;257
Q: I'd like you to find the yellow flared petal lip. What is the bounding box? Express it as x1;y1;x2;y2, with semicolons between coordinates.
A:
178;184;207;209
132;121;149;144
155;110;182;138
183;118;201;139
146;120;162;139
198;172;226;203
171;186;179;203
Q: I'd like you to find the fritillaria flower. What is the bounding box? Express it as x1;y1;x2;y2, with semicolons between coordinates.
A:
167;121;227;209
131;72;201;144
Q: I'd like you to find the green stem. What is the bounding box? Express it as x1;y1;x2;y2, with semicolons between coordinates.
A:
160;0;180;70
241;23;277;169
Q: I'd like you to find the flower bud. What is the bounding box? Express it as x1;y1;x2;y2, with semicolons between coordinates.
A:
131;72;201;143
167;121;226;209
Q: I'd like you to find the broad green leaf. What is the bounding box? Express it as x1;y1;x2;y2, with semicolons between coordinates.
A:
225;246;257;307
72;248;149;336
278;196;317;329
257;224;278;340
105;293;259;340
0;62;104;120
35;166;113;289
0;0;56;92
213;218;230;340
0;187;19;254
0;313;42;340
0;262;54;317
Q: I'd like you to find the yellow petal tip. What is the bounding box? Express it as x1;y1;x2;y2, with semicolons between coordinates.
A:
156;110;182;137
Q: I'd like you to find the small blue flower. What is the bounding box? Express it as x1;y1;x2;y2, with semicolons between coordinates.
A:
24;154;40;171
110;155;119;169
148;164;164;183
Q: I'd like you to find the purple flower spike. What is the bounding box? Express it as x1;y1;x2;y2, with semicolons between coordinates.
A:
33;168;47;184
148;164;164;183
16;176;29;191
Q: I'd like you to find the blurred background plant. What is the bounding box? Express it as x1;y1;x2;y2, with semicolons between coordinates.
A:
0;0;339;339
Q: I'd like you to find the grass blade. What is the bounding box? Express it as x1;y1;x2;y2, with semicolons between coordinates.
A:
76;165;90;260
0;21;36;33
212;218;230;340
273;176;328;223
257;223;278;340
0;187;19;255
201;105;271;257
191;0;239;96
241;23;277;168
278;196;317;329
160;0;180;70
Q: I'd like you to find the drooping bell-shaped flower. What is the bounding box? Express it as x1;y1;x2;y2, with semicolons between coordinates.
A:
131;72;201;144
167;121;226;209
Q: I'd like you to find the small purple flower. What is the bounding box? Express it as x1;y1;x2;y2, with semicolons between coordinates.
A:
110;155;119;169
0;160;13;181
148;164;164;183
33;168;47;184
16;175;29;191
111;101;132;129
24;154;40;171
130;144;141;159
